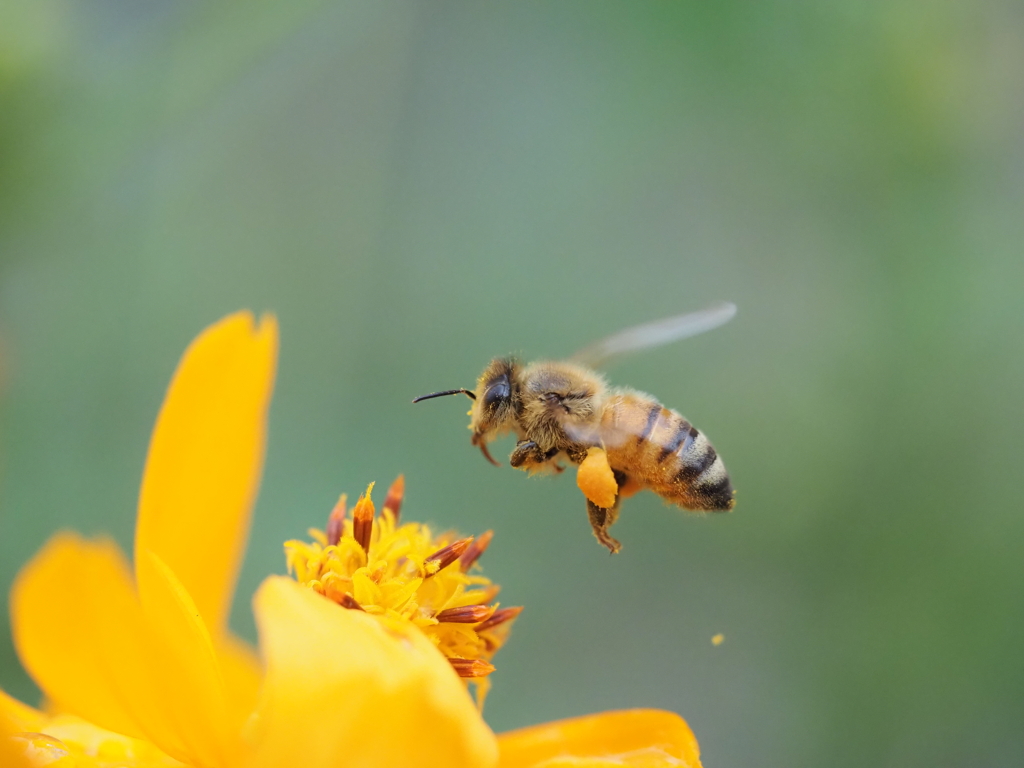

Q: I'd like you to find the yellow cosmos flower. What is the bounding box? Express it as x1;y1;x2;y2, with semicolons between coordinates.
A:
1;312;703;768
285;477;521;709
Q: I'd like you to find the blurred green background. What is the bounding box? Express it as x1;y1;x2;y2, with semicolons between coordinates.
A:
2;1;1023;765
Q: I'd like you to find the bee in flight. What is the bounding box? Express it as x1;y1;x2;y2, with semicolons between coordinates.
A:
413;302;737;553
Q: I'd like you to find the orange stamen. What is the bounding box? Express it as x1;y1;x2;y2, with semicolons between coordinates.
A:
424;537;473;577
435;604;494;623
352;489;375;554
460;529;494;570
449;658;495;678
476;606;523;633
339;593;364;611
383;474;405;523
326;493;347;546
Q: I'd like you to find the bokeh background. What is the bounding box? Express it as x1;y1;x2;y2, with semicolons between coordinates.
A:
2;2;1023;765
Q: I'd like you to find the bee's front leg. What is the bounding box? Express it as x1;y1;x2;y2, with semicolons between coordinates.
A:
509;440;545;469
511;440;564;473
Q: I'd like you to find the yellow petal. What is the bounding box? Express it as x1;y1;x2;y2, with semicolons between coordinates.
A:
1;690;37;768
19;714;187;768
5;731;68;768
11;533;205;765
135;550;236;767
0;688;44;733
243;576;498;768
214;635;262;744
497;710;702;768
577;448;617;509
135;312;278;634
4;689;182;767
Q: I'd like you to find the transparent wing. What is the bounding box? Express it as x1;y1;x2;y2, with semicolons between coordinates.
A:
562;419;636;450
570;301;737;369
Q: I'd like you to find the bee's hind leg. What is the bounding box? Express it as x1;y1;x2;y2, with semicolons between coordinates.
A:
585;469;629;554
586;499;621;553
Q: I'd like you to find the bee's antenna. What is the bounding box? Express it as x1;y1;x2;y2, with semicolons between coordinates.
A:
412;388;477;403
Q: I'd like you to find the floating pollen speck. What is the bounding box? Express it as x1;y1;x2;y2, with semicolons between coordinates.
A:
711;633;725;646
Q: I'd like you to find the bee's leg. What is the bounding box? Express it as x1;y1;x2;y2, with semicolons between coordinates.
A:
566;445;589;465
509;440;545;469
585;469;630;554
586;499;622;554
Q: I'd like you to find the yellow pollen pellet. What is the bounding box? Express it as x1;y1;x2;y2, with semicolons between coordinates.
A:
577;447;617;508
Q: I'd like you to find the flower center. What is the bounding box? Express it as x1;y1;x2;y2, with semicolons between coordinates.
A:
284;476;521;707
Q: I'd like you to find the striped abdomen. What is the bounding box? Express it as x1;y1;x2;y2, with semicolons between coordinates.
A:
599;392;734;511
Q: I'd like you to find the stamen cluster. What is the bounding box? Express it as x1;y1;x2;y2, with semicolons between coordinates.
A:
284;477;520;705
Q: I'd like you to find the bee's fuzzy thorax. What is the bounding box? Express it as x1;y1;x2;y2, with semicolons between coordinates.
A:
513;361;607;452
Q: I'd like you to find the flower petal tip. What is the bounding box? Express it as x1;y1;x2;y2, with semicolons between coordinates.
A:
498;709;702;768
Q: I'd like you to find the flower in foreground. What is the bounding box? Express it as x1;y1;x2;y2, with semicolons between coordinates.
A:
1;311;703;768
286;478;520;709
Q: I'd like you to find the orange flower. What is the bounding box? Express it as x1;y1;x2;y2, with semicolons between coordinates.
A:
1;312;702;768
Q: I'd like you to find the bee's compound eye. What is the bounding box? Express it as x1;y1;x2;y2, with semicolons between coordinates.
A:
483;375;511;411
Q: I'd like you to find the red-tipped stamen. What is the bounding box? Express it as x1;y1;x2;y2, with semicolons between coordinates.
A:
383;474;405;523
352;490;375;554
339;593;365;611
460;529;494;570
435;604;494;623
326;493;348;546
449;658;495;678
475;606;523;633
424;537;473;577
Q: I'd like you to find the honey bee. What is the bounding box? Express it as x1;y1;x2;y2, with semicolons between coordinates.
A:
413;303;737;553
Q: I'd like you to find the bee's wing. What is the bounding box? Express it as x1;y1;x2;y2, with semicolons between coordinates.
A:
562;419;636;450
570;301;737;369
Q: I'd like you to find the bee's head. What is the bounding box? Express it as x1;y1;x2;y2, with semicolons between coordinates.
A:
412;357;520;466
468;358;520;461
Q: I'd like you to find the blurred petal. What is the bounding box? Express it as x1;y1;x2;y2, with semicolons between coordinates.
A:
135;550;236;767
0;689;44;732
1;691;36;768
10;534;179;752
18;714;186;768
5;732;63;768
244;577;498;768
215;635;262;741
498;710;702;768
135;312;278;634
